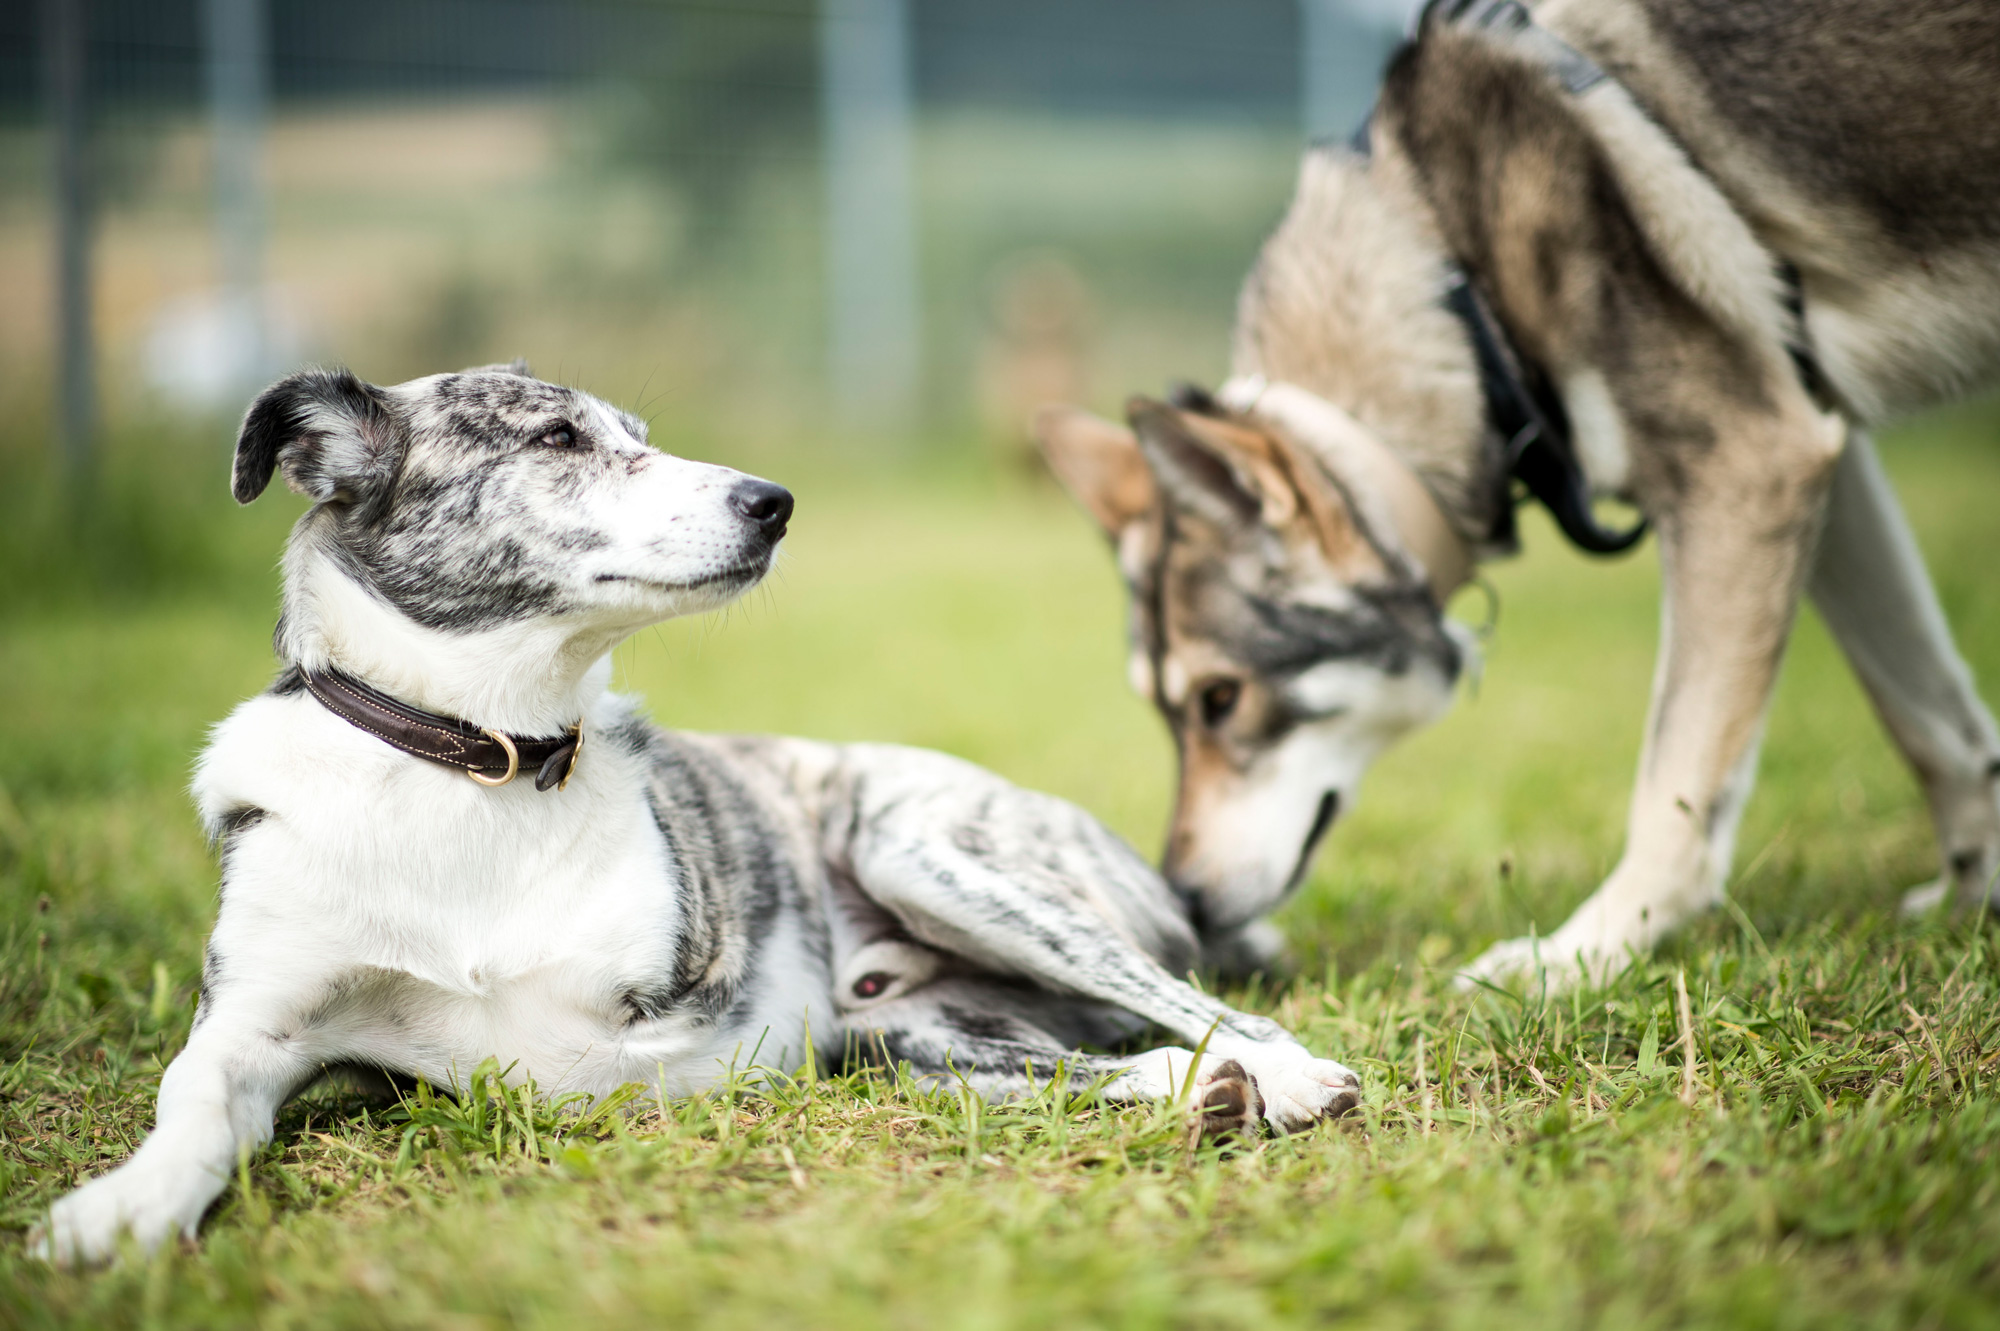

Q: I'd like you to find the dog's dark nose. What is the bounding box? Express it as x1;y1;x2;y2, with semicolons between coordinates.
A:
729;480;793;541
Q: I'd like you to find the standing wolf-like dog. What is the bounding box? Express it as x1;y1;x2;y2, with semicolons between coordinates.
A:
1038;0;2000;984
35;365;1359;1265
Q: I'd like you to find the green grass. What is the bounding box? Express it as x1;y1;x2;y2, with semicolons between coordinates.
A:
3;407;2000;1328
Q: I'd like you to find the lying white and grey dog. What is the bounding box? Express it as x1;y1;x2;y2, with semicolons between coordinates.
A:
34;364;1359;1264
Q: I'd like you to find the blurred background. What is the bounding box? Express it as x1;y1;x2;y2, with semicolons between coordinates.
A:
3;0;1996;978
2;0;1406;466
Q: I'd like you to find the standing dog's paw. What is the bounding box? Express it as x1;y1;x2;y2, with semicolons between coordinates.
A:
1900;877;1952;918
1455;935;1585;993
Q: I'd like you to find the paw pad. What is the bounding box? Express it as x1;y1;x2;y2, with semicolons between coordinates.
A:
1194;1059;1263;1139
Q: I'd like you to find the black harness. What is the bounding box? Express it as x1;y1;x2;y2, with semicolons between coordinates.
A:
1444;269;1645;554
1319;0;1833;560
1349;0;1651;556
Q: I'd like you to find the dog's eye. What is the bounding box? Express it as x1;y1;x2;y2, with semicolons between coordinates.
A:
536;423;576;448
1198;679;1241;728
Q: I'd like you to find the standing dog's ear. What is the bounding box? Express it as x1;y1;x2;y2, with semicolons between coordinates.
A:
1126;397;1268;528
1033;404;1156;538
232;369;398;506
1127;397;1383;578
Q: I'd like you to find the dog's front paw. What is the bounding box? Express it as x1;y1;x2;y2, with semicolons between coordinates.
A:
1455;935;1586;993
1900;877;1952;918
31;1170;195;1267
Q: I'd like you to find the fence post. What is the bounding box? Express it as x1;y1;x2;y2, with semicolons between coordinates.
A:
1301;0;1406;142
1300;0;1348;140
818;0;920;436
46;0;93;483
206;0;269;395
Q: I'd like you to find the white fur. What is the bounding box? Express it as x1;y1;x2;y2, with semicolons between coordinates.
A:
1109;1046;1360;1135
1559;369;1633;497
1178;659;1455;929
1126;651;1157;701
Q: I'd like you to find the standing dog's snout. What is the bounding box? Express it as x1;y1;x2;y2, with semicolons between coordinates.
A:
729;480;794;542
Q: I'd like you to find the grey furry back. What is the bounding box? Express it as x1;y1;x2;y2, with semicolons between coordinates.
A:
1637;0;2000;251
618;720;830;1029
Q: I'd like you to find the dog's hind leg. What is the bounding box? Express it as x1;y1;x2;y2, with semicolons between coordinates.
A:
1808;430;2000;913
827;748;1360;1132
838;976;1268;1139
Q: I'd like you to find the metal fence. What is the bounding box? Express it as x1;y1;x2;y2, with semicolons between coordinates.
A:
5;0;1407;467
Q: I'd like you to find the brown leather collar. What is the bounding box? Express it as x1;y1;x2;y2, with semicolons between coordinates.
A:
300;667;584;792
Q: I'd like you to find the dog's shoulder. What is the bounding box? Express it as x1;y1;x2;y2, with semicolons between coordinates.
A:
192;671;392;842
633;728;839;864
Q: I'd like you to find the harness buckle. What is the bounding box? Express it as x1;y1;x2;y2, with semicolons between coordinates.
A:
558;724;584;792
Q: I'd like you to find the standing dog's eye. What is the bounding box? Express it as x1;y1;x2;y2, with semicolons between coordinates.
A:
1198;679;1241;728
537;423;576;448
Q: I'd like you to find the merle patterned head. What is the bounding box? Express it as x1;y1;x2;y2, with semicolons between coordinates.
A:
1036;396;1463;932
234;364;792;672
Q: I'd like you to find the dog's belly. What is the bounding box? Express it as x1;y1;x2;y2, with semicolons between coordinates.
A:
287;851;832;1097
329;962;646;1092
318;954;815;1099
330;910;830;1096
200;695;839;1103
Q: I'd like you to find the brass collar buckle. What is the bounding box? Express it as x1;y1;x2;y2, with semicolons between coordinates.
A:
468;730;520;787
468;723;584;792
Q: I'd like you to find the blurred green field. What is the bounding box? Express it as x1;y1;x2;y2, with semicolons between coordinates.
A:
3;402;1999;1327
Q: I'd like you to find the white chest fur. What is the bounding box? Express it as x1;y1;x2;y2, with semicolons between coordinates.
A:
193;693;812;1096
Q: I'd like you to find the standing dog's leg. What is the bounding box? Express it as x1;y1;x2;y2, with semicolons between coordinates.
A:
32;1009;319;1264
1808;431;2000;913
1462;399;1846;988
829;749;1361;1132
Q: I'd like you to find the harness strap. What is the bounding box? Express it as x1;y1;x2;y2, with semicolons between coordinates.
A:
1445;271;1647;555
1346;0;1652;556
1430;0;1606;94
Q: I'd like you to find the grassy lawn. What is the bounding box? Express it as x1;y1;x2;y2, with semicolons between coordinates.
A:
3;408;1999;1328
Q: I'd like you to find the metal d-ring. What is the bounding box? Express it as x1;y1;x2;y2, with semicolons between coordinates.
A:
468;728;520;787
558;724;584;791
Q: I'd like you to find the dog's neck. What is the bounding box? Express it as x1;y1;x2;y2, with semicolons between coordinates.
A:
1230;143;1512;556
1219;376;1475;603
276;554;621;736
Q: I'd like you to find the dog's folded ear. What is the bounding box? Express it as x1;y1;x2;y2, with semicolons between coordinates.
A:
1127;397;1381;576
1126;397;1269;527
232;369;399;506
1032;404;1155;537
